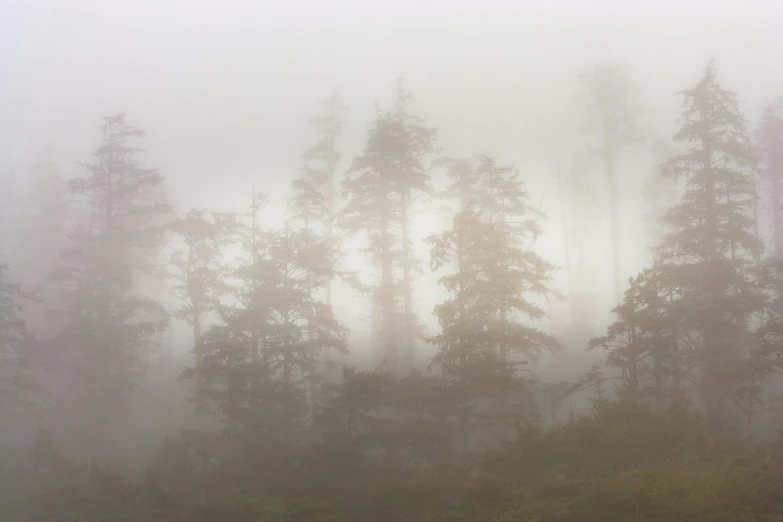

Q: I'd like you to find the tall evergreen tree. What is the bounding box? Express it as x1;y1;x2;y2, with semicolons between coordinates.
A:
559;151;602;332
391;84;438;375
658;60;765;425
589;264;678;407
579;64;645;303
187;194;347;442
290;92;349;385
427;155;560;450
12;149;72;337
12;150;70;280
290;92;347;306
0;266;41;413
52;114;171;459
642;137;679;259
759;97;783;257
0;170;18;265
169;208;238;411
754;97;783;429
340;82;437;375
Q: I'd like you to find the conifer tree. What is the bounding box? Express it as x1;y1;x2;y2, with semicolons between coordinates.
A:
186;193;275;436
642;137;679;259
427;155;560;449
340;82;437;375
658;60;765;424
0;266;41;413
188;194;347;442
262;224;348;411
759;97;783;257
170;208;238;410
559;152;602;332
589;264;678;407
0;170;17;265
290;92;347;305
391;84;438;375
290;92;349;386
755;97;783;428
579;64;645;303
12;150;70;280
12;149;72;337
52;114;171;459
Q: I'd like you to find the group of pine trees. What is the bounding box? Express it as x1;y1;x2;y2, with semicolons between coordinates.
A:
1;60;783;521
590;62;783;432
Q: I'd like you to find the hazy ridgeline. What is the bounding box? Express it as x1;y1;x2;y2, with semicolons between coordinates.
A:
2;2;783;521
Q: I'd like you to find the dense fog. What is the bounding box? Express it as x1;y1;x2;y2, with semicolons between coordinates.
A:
2;1;783;521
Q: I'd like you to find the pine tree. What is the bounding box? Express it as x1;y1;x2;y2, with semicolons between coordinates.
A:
391;83;437;375
759;97;783;257
188;194;347;442
641;137;679;259
658;60;765;425
559;151;603;332
755;97;783;429
12;150;70;278
52;114;171;459
589;264;678;407
579;64;645;303
262;224;348;414
340;82;437;375
290;92;348;385
0;266;41;413
185;193;274;436
0;169;18;265
169;208;238;411
290;92;347;305
739;257;783;434
11;148;72;337
427;155;560;450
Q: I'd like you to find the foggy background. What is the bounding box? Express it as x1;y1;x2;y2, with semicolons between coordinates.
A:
2;0;783;459
5;0;781;355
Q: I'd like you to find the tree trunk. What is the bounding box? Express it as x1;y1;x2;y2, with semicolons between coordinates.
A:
400;196;416;374
380;220;398;374
604;148;623;304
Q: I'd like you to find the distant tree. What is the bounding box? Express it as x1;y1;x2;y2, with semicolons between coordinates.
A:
186;193;347;442
15;149;71;272
290;92;350;388
758;97;783;257
262;224;348;415
427;154;560;450
169;208;238;410
11;148;72;337
290;92;347;305
0;169;18;265
657;60;765;426
340;81;437;375
589;264;679;407
754;97;783;430
390;84;438;375
0;266;41;413
559;151;603;332
579;64;645;303
52;114;172;459
641;136;680;257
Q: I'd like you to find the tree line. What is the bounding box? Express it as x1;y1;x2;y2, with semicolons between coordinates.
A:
1;60;783;522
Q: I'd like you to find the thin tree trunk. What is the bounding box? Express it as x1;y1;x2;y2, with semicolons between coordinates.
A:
400;196;415;374
604;148;623;304
774;171;783;259
380;220;398;374
558;165;574;327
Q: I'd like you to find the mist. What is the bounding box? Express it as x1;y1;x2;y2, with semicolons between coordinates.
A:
2;1;783;521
